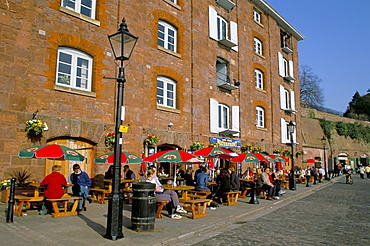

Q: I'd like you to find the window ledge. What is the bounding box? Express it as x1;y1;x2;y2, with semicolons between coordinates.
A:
254;52;265;59
282;46;293;54
156;104;181;114
158;46;182;59
218;38;238;48
54;85;96;98
284;108;298;114
255;88;266;93
283;75;296;81
162;0;181;10
254;20;264;28
256;126;267;131
60;6;100;26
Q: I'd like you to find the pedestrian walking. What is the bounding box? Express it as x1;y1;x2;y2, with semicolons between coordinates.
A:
365;165;370;179
359;165;365;179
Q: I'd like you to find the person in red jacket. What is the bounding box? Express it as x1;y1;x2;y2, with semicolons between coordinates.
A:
39;165;67;215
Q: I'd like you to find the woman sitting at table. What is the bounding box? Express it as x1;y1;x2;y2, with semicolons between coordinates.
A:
228;167;240;192
144;167;187;219
214;168;231;204
184;167;195;186
104;165;114;179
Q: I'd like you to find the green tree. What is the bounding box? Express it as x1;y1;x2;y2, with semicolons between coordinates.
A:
344;91;370;121
299;65;325;109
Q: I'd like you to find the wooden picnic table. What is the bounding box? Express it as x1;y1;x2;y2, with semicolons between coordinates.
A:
162;185;194;203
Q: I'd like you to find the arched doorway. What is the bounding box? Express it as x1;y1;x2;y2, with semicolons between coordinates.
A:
45;138;95;182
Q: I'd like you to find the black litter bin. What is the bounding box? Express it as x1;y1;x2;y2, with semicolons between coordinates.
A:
131;182;156;232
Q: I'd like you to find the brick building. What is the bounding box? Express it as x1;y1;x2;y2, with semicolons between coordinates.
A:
0;0;305;181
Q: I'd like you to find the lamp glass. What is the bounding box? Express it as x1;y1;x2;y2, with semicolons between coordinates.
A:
287;121;295;134
108;31;138;60
321;136;326;146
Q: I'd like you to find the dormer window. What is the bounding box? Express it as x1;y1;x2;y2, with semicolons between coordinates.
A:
281;30;293;54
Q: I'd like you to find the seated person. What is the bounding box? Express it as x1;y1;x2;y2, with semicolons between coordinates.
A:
144;167;187;219
104;165;114;179
123;164;136;180
257;168;277;200
228;167;240;192
214;168;231;204
39;165;67;215
184;167;195;186
195;167;211;192
175;166;185;178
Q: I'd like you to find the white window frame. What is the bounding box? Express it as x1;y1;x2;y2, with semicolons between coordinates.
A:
255;69;263;90
157;76;176;109
158;20;177;53
210;99;239;134
278;52;295;81
256;106;264;128
254;38;262;55
279;85;296;112
61;0;96;19
208;6;238;50
280;118;297;144
218;104;229;130
216;58;228;85
56;47;92;92
253;9;261;24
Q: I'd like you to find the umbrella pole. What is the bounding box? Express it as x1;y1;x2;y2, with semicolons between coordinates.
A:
173;164;177;187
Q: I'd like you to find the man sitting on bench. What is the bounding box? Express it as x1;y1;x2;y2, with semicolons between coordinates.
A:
257;168;277;200
39;165;67;215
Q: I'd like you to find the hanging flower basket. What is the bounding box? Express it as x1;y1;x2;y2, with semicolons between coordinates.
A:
241;144;253;153
296;151;305;157
25;119;48;136
190;141;204;151
105;133;115;148
282;150;292;156
144;135;160;146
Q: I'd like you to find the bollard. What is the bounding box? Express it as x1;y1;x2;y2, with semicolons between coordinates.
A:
6;178;16;223
131;182;156;232
248;182;259;204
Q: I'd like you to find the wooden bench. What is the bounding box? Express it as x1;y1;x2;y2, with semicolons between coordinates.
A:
46;196;82;218
90;188;110;204
256;188;268;199
184;199;211;219
13;195;44;216
239;188;252;198
223;191;241;206
188;190;211;199
156;200;170;218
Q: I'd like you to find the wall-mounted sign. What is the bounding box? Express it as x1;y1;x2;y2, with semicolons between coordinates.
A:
210;137;241;148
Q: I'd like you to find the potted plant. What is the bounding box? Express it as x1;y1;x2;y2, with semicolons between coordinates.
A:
25;119;48;136
144;135;160;146
105;133;115;148
1;168;34;203
273;149;284;154
251;146;262;153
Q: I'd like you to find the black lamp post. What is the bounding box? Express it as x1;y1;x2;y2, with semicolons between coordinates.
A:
105;18;138;241
321;136;329;180
287;121;296;191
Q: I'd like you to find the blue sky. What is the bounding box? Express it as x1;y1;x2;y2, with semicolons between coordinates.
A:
266;0;370;113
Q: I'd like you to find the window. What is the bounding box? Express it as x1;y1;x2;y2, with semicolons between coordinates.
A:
255;69;263;90
56;47;92;91
208;6;238;50
280;119;296;143
279;85;296;112
256;107;264;128
217;16;228;41
218;104;229;130
280;31;292;53
216;58;228;84
61;0;96;19
168;0;177;3
278;52;295;81
210;98;239;136
253;9;261;24
254;38;262;55
158;20;177;52
157;76;176;108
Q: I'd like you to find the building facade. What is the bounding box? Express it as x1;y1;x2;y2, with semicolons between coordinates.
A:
0;0;305;181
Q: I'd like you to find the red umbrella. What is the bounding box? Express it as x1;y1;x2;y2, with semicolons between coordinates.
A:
303;159;316;164
193;147;236;158
139;152;147;175
94;151;142;164
18;143;85;161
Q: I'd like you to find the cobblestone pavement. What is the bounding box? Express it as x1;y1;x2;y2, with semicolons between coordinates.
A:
177;175;370;246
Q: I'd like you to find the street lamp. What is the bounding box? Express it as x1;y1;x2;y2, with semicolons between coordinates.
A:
105;18;138;241
287;121;296;191
321;136;329;180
